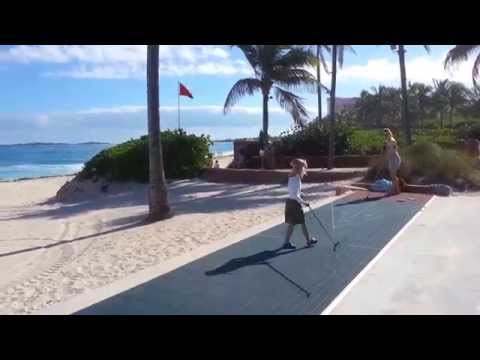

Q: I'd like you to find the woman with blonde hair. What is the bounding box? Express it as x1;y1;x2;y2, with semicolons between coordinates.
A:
382;128;402;195
282;158;317;250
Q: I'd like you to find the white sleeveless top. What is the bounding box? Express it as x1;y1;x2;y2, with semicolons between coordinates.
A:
288;175;307;205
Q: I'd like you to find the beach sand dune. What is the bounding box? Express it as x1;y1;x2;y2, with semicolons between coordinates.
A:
0;175;359;314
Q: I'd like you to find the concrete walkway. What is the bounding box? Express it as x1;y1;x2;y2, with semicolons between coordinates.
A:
72;192;430;315
329;193;480;315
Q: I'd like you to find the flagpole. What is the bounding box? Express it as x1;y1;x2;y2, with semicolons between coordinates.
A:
178;81;180;130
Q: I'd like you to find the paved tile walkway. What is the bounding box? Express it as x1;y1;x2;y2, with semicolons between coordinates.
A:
76;192;431;315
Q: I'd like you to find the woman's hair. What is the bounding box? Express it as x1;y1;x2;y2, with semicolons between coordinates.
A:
290;158;308;177
384;128;396;142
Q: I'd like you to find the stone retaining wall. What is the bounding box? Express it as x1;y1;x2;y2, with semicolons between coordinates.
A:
202;168;367;184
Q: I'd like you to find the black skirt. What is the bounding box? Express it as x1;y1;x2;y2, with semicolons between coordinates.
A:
285;199;305;225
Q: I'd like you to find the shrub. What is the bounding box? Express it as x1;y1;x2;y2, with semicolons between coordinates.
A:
347;129;384;155
413;128;459;149
367;142;480;189
273;121;354;156
81;130;212;182
457;122;480;140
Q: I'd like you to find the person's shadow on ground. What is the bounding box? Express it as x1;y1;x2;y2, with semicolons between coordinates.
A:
205;247;307;276
205;246;313;297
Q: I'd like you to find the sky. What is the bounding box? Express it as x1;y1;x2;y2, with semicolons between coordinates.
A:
0;45;476;144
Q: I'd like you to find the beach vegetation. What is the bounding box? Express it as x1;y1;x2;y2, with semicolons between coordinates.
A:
366;142;480;190
81;130;212;182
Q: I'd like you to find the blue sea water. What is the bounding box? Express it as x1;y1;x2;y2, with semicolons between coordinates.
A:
210;141;233;157
0;141;234;181
0;143;112;181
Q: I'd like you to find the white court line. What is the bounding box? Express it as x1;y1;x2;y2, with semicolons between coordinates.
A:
320;195;436;315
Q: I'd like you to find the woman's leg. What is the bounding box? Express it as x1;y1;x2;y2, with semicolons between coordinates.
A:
389;168;400;195
284;224;294;245
301;223;317;245
301;223;310;242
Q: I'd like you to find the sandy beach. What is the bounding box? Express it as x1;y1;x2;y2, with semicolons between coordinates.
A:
213;155;233;168
0;174;359;314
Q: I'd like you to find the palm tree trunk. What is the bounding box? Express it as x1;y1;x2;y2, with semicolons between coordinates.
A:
316;45;322;121
398;45;412;145
449;108;453;127
147;45;171;222
419;104;423;129
328;45;337;170
440;112;444;128
262;91;269;141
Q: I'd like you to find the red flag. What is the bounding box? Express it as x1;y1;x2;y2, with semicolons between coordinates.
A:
179;83;193;99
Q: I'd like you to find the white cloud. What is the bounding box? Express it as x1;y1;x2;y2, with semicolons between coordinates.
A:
0;45;251;79
34;114;49;126
75;104;316;116
305;50;478;89
337;52;476;86
0;104;303;143
76;106;147;115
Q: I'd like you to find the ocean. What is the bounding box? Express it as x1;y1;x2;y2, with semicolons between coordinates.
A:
210;141;234;157
0;141;233;181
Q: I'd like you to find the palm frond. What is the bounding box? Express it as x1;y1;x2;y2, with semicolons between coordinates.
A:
274;86;309;126
276;46;317;69
317;45;331;74
235;45;260;71
344;45;356;55
473;53;480;89
337;45;355;68
423;45;431;53
444;45;480;68
223;78;262;114
322;45;332;54
271;68;325;93
257;45;290;78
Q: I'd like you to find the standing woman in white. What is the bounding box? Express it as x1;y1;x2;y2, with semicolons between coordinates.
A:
383;128;402;195
283;159;318;250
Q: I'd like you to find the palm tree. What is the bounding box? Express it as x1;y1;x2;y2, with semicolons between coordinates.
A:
356;89;376;126
432;79;450;128
464;86;480;118
328;45;355;169
315;45;331;121
390;45;430;145
445;82;468;127
408;82;433;128
444;45;480;89
146;45;171;222
224;46;321;145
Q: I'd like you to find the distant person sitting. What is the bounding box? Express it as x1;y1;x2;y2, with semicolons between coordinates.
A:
214;160;220;169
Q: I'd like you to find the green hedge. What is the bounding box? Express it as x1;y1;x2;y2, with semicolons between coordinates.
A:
367;142;480;189
456;122;480;140
413;128;459;149
273;121;354;156
272;125;459;156
81;130;212;182
347;129;384;155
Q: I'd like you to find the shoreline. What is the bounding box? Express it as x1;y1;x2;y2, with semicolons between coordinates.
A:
213;154;233;168
0;154;234;183
0;173;78;183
